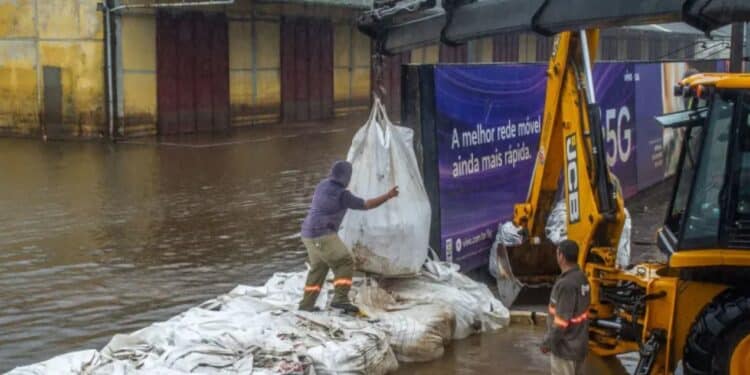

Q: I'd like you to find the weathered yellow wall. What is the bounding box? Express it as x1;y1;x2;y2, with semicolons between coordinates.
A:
471;38;494;63
229;18;254;127
251;19;281;124
120;13;157;137
0;1;377;138
0;0;35;37
411;45;439;64
333;23;352;110
518;33;537;62
0;41;38;135
333;22;370;117
0;0;104;138
228;13;281;127
350;28;370;106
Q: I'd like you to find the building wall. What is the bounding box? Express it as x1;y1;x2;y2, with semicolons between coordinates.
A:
0;0;104;138
333;22;371;117
117;2;361;135
0;0;709;138
227;4;281;128
119;12;157;137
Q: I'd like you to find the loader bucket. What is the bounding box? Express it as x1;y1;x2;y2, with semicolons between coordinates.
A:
489;224;559;307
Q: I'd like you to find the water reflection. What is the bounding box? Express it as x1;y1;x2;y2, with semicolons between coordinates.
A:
0;118;360;371
0;114;670;373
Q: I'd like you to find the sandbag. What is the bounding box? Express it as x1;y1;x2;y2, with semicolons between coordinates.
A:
394;260;509;339
7;350;103;375
543;199;633;268
9;290;397;375
354;284;454;363
246;270;454;363
11;261;508;374
488;222;526;307
544;200;568;245
340;98;431;276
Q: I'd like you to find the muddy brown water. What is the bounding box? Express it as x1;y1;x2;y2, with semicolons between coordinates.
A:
0;114;672;373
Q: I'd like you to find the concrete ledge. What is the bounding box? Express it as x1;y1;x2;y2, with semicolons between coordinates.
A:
510;310;548;326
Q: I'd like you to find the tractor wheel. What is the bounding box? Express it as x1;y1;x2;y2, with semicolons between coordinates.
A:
684;290;750;375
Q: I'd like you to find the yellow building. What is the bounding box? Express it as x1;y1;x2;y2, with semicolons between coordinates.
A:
0;0;700;139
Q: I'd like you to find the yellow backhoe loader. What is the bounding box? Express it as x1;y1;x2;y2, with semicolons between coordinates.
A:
358;1;750;373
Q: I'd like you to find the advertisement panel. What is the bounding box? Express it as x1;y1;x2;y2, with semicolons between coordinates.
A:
434;64;545;270
594;62;637;197
634;63;666;191
433;63;638;270
426;60;726;270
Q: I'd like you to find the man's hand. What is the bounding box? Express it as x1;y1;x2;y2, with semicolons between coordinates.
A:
387;186;399;199
540;345;550;355
365;186;399;210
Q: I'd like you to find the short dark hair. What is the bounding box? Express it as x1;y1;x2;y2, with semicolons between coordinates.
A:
558;240;579;263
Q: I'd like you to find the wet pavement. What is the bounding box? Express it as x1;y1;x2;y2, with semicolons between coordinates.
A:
0;113;673;373
395;325;634;375
0;117;363;371
394;182;674;375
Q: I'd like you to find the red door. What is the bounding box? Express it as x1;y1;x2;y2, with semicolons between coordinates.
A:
281;17;333;122
210;14;229;131
194;13;213;132
157;11;229;135
157;13;179;135
375;51;410;120
177;13;196;133
439;44;468;63
493;33;520;62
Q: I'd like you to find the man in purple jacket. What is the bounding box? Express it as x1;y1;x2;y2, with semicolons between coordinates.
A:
299;160;398;313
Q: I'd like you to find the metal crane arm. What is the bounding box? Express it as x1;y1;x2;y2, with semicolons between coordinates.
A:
359;0;750;54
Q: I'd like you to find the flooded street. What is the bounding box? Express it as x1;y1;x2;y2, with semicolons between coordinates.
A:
396;325;634;375
0;117;362;371
0;113;672;373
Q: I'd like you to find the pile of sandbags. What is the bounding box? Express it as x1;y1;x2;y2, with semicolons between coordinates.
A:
233;260;509;363
10;292;398;375
10;260;509;374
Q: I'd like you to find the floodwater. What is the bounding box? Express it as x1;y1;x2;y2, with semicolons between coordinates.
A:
396;325;634;375
0;113;672;373
0;117;361;371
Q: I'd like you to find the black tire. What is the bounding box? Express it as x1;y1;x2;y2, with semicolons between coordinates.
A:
684;290;750;375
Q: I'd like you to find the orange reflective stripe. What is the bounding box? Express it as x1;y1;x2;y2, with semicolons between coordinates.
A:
553;316;569;328
550;310;588;328
304;285;321;293
333;278;352;287
570;311;588;324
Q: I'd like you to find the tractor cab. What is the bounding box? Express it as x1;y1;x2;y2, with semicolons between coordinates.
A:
657;74;750;275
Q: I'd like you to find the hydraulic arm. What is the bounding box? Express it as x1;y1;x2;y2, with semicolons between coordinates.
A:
359;0;750;55
358;1;750;373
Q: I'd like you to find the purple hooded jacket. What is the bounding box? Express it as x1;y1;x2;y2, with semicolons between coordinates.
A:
301;161;366;239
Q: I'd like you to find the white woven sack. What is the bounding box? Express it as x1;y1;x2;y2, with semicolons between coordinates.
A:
340;98;431;276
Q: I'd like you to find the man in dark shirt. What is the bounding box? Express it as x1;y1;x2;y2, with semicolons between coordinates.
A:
541;239;591;375
298;160;398;312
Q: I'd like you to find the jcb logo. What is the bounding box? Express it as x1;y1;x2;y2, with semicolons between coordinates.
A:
566;135;580;224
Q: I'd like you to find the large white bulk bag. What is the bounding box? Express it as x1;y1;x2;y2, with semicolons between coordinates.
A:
340;98;431;276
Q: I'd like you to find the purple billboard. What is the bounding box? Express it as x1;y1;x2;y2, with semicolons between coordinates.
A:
434;65;545;270
433;63;640;270
418;60;726;271
593;63;637;197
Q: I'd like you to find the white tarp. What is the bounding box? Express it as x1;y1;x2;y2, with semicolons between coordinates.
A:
10;290;397;375
542;199;633;268
11;261;508;374
487;199;635;306
340;98;432;277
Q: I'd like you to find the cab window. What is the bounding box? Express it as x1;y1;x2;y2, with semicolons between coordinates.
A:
681;93;734;248
733;95;750;218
